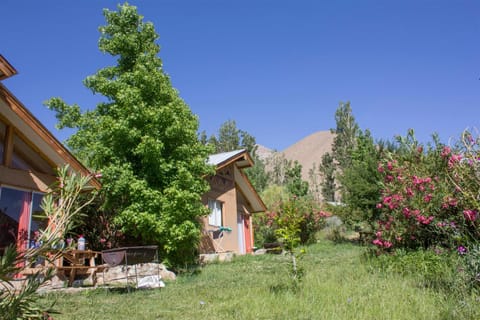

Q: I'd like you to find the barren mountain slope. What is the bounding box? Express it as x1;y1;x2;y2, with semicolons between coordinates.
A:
281;131;335;182
255;144;276;162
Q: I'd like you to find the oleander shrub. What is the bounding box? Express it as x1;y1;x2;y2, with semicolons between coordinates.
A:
373;130;480;253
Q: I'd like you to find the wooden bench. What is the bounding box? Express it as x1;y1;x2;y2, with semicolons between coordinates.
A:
20;267;50;276
56;265;106;286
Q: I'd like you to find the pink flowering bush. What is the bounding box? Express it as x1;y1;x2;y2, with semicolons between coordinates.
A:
373;131;480;253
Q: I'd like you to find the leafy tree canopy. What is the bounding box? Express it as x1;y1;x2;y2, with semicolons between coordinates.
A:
206;119;256;155
206;119;269;192
318;152;336;202
45;3;214;267
331;101;360;170
285;160;309;198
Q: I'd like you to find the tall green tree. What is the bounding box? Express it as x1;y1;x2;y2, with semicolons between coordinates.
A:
208;119;256;154
331;101;360;170
45;3;213;267
318;152;336;202
338;129;381;227
322;103;383;228
285;161;309;198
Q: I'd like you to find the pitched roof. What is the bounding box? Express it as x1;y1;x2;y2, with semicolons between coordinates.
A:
0;55;17;80
208;149;266;213
0;56;100;189
208;149;253;169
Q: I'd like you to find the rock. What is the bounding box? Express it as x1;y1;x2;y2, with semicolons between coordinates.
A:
326;216;343;227
199;252;234;264
159;267;176;281
137;275;165;289
50;274;67;289
98;263;175;286
254;248;267;255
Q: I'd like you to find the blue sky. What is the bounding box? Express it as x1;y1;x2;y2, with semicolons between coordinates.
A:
2;1;480;151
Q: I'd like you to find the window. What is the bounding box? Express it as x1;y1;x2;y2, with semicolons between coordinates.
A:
0;186;44;252
208;199;223;227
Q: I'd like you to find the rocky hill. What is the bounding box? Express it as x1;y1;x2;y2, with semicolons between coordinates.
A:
257;130;335;187
255;143;276;162
281;131;335;181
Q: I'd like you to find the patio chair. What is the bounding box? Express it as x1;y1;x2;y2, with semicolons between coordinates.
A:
208;226;232;253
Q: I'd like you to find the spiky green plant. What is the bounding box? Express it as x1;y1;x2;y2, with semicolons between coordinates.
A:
0;165;96;319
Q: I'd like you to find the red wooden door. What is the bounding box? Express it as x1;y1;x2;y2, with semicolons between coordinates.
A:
243;216;252;253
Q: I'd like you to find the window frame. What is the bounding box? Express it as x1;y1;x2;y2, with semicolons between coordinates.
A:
0;185;45;250
207;199;223;227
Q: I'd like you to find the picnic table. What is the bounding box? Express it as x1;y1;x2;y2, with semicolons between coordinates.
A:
55;249;102;286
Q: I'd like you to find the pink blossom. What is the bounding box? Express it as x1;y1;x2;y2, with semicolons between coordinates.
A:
384;222;392;231
449;199;458;206
383;241;393;248
412;176;422;185
376;203;383;209
406;187;414;197
382;196;392;205
318;211;332;218
441;146;451;158
423;194;432;203
387;161;394;171
416;215;434;225
463;209;478;222
457;246;467;255
393;194;403;201
402;207;411;218
372;239;383;246
448;154;462;168
377;164;384;173
375;231;382;237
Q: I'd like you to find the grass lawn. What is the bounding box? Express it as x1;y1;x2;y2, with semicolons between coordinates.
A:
41;240;479;320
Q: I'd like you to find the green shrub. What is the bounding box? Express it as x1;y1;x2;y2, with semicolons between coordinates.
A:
366;248;463;292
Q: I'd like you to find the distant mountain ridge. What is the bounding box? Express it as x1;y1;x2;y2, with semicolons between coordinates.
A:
256;130;335;183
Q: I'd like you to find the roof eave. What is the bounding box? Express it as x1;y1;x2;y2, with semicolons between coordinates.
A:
0;83;101;190
215;150;254;171
0;55;18;80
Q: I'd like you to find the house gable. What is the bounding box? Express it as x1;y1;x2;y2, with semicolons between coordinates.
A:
0;55;99;254
0;55;100;192
201;149;266;255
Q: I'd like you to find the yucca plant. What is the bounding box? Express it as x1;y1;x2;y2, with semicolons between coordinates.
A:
0;245;57;319
0;165;96;319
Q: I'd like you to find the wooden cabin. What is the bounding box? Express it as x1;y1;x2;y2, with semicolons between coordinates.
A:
200;149;266;255
0;55;100;254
